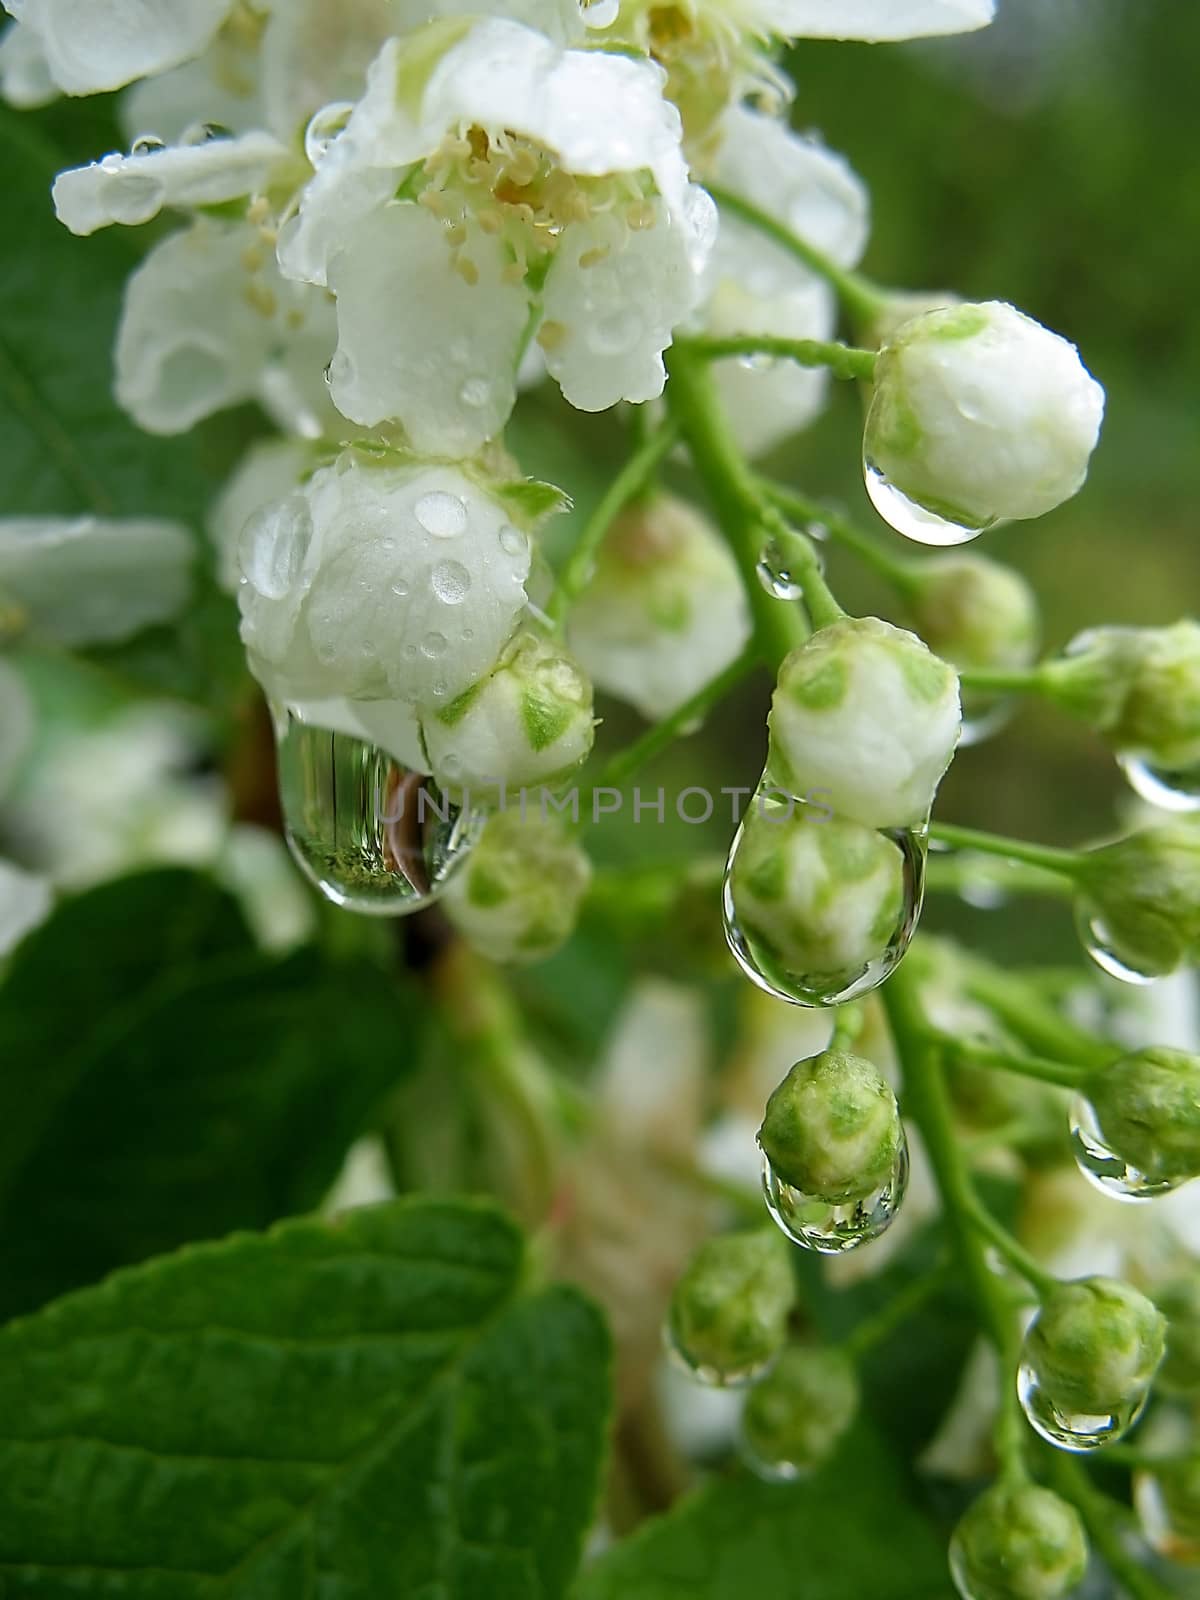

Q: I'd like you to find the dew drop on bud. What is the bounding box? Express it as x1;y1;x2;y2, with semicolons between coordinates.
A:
180;121;232;146
130;134;166;157
272;709;480;915
303;101;354;167
863;457;992;547
1075;901;1161;986
458;375;491;409
1016;1356;1147;1452
430;560;471;606
661;1323;773;1389
958;695;1015;748
414;491;468;540
1118;752;1200;814
761;1133;909;1254
1069;1092;1181;1201
582;0;619;28
755;538;804;601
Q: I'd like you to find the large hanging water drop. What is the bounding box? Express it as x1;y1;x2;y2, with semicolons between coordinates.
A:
273;708;480;914
1069;1093;1180;1202
661;1324;775;1389
1118;752;1200;814
1075;900;1161;986
1016;1356;1147;1452
863;457;993;548
761;1131;909;1254
722;787;927;1007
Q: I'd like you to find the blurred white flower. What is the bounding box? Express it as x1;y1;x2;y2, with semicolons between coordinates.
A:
208;437;319;593
2;0;235;95
0;858;51;956
750;0;995;39
0;19;55;107
0;658;34;798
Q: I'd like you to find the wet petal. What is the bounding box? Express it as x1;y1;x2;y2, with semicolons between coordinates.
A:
209;438;318;592
756;0;994;39
0;20;56;107
6;0;235;95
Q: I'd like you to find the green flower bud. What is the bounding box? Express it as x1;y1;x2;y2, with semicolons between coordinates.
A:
728;806;908;999
768;615;961;829
740;1344;859;1479
1083;1049;1200;1187
949;1483;1088;1600
1043;622;1200;770
667;1228;796;1385
1023;1277;1166;1420
442;808;591;965
1154;1277;1200;1396
758;1049;902;1206
422;631;595;802
904;554;1039;675
1075;821;1200;980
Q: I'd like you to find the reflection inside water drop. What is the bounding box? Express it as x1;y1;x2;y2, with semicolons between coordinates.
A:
755;538;804;601
1119;752;1200;814
662;1322;774;1390
863;458;992;548
273;709;480;914
1069;1093;1180;1202
761;1134;909;1254
1075;900;1164;986
1016;1358;1146;1452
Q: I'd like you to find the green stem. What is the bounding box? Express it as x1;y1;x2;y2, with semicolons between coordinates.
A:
938;1037;1087;1092
830;1002;866;1052
760;479;919;592
663;348;810;668
924;853;1073;901
844;1257;953;1360
547;418;680;625
676;333;877;383
1051;1456;1175;1600
930;822;1084;880
959;957;1114;1071
959;665;1048;695
962;1196;1059;1299
593;646;758;794
704;183;888;327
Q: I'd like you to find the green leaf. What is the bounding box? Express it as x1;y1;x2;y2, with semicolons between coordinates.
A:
0;1197;612;1598
0;867;421;1321
574;1427;952;1600
494;477;574;531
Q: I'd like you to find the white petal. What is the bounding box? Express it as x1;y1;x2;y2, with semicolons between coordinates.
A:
0;859;52;957
115;219;328;433
708;276;837;458
0;516;193;644
755;0;994;39
0;20;56;107
327;203;526;450
542;197;702;413
54;131;287;237
0;658;33;798
208;438;317;592
10;0;235;95
260;0;397;142
120;43;264;145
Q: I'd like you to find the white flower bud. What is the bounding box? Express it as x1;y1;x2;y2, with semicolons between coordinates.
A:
237;453;536;714
567;493;750;721
422;631;595;800
950;1483;1087;1600
1044;622;1200;772
768;616;961;828
905;553;1039;674
1075;821;1200;980
1023;1277;1165;1421
740;1345;859;1477
865;301;1105;530
442;808;591;964
208;439;318;594
758;1049;902;1205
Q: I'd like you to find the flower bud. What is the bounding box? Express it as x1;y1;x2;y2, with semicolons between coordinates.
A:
949;1483;1087;1600
422;631;594;801
904;553;1039;674
1043;622;1200;771
1155;1276;1200;1396
1075;821;1200;980
442;808;591;965
768;616;960;829
1082;1049;1200;1188
865;301;1105;531
667;1227;795;1385
1022;1277;1166;1422
567;492;750;721
727;807;908;1000
740;1344;859;1480
758;1049;902;1206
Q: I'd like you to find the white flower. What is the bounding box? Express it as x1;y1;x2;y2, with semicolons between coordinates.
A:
237;452;534;716
567;492;750;720
0;515;193;644
53;129;290;237
0;20;55;107
768;616;961;829
700;106;868;456
442;807;592;963
865;300;1106;530
277;18;712;448
0;658;33;798
115;217;335;435
119;38;263;146
208;437;318;592
748;0;995;40
422;630;594;798
2;0;235;95
0;859;52;957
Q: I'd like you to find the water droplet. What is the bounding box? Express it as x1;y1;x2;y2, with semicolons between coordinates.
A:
458;375;491;409
130;134;166;157
1118;752;1200;813
240;497;312;598
304;100;354;167
420;632;447;658
722;790;927;1008
761;1134;909;1254
755;538;804;601
431;560;471;605
583;0;619;27
1069;1092;1181;1202
180;121;232;146
1016;1356;1146;1452
863;458;991;547
1075;900;1162;986
498;525;527;558
662;1323;773;1388
390;577;409;598
272;710;480;915
414;491;467;540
